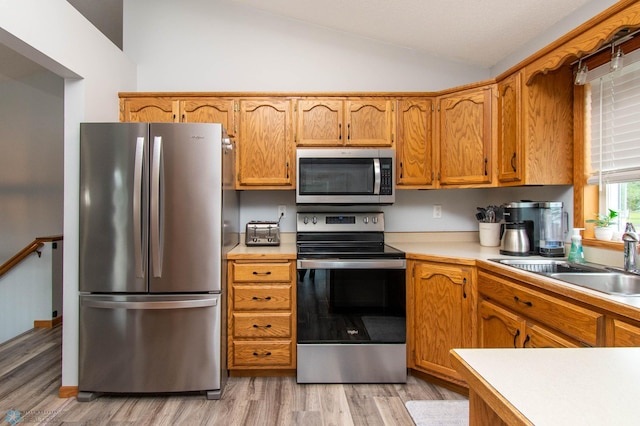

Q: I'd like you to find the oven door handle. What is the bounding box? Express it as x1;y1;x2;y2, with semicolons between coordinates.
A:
297;259;406;270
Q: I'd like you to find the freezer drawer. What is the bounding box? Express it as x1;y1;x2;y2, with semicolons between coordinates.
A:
79;294;222;395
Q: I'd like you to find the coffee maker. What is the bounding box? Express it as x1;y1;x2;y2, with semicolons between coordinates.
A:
538;201;566;257
501;201;565;257
501;201;538;256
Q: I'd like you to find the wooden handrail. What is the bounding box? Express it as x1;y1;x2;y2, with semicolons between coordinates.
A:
0;235;63;278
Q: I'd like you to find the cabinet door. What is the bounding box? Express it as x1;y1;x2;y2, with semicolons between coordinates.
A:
412;262;472;383
345;99;394;146
478;300;524;348
396;98;434;187
497;72;522;183
238;99;293;188
523;323;582;348
609;319;640;346
179;98;236;137
120;97;178;122
438;86;493;186
296;99;345;146
522;67;573;185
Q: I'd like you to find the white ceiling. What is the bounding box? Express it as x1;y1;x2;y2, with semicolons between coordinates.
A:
229;0;592;67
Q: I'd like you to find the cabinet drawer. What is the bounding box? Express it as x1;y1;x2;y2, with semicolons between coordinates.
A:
232;262;291;282
232;313;292;338
232;341;293;367
478;271;603;346
233;285;292;310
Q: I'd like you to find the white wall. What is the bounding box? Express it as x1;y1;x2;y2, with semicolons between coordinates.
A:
0;243;54;344
0;71;64;261
240;186;574;234
124;0;488;92
0;0;137;388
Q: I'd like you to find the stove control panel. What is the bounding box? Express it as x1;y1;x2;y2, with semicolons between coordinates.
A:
297;212;384;232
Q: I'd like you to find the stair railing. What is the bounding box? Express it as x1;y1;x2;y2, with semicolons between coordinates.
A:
0;235;63;278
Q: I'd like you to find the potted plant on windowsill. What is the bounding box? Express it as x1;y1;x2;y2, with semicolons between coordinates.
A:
587;209;618;241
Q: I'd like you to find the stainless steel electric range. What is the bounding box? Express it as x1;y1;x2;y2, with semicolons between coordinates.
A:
296;212;407;383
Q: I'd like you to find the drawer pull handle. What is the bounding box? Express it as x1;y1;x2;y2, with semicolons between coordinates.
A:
513;296;533;307
522;334;531;348
252;351;272;357
513;328;520;348
252;324;272;328
253;271;272;276
252;296;272;301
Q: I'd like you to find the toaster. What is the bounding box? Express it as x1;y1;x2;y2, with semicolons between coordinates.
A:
245;221;281;246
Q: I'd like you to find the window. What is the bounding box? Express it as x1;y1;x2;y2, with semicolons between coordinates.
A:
585;47;640;235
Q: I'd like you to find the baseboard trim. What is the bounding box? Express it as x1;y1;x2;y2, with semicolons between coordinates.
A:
34;316;63;329
409;368;469;397
59;386;78;398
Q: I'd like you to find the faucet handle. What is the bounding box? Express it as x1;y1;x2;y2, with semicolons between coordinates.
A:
625;222;636;233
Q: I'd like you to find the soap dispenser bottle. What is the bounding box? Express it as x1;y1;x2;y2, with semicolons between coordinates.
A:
568;228;585;263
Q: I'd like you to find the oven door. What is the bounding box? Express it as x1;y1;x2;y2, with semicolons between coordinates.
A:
296;258;406;383
297;258;406;344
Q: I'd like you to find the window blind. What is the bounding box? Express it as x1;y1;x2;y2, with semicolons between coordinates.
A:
587;57;640;185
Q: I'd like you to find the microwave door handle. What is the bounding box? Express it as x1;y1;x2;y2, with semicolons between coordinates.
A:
373;158;381;195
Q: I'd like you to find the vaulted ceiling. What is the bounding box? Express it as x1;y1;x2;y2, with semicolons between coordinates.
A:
227;0;595;67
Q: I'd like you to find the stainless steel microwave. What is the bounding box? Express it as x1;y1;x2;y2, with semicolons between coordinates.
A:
296;148;395;204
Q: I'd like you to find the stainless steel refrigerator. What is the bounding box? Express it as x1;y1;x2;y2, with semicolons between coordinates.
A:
78;122;238;401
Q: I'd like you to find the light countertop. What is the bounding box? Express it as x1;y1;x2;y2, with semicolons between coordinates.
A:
451;347;640;426
228;234;640;313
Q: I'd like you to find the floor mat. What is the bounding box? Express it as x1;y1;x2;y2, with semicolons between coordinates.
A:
405;400;469;426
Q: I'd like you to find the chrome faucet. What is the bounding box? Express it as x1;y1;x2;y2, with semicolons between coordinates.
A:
622;222;639;272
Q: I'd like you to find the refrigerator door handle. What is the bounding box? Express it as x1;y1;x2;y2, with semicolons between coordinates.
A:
133;136;145;278
82;297;218;310
151;136;163;277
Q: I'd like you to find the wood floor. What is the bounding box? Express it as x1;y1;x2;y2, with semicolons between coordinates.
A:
0;325;467;425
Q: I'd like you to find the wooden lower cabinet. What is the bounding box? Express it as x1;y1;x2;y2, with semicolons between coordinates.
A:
607;318;640;346
477;270;604;348
228;259;296;373
479;299;583;348
408;260;475;386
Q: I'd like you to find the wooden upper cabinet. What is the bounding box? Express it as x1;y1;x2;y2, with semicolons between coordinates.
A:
238;99;293;189
345;99;394;146
497;72;522;183
498;67;573;186
296;99;344;146
179;98;237;137
396;98;434;187
120;97;178;122
295;98;394;147
437;85;494;186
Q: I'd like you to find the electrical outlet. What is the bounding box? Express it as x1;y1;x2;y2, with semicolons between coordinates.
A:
278;205;286;219
433;204;442;219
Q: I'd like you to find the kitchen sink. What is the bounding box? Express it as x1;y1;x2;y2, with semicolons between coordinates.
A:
549;272;640;296
492;259;606;274
491;258;640;296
